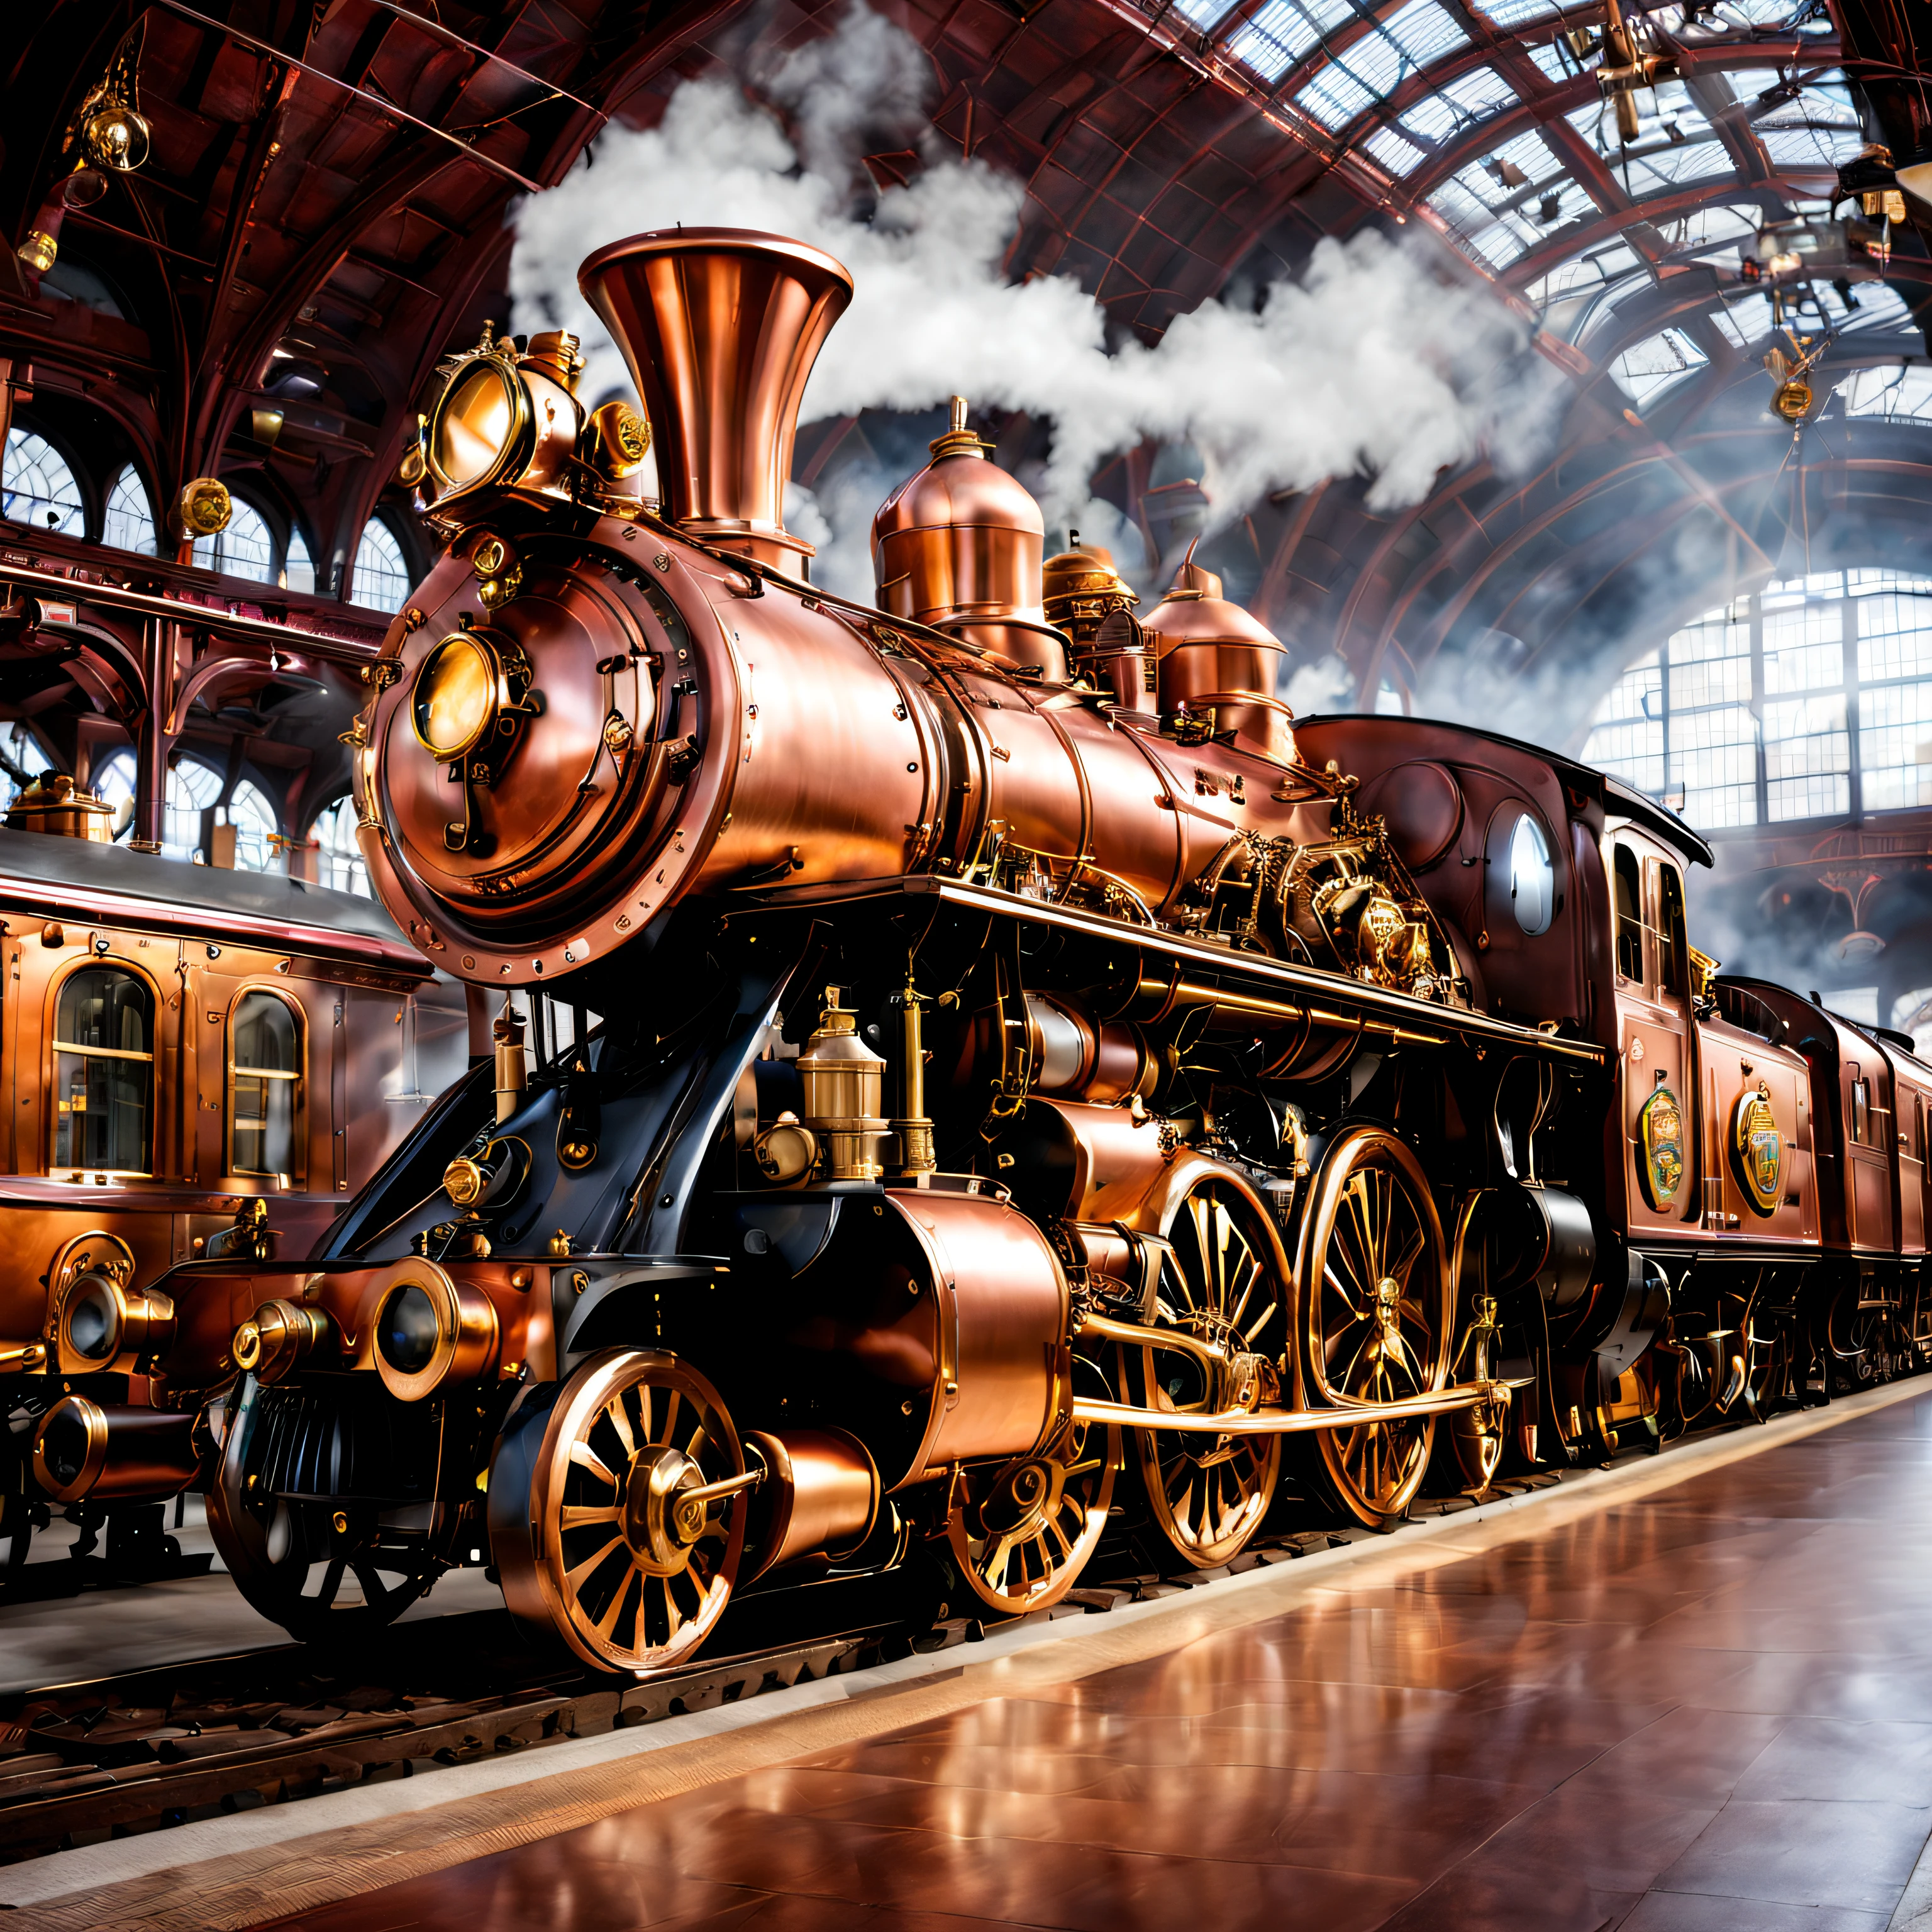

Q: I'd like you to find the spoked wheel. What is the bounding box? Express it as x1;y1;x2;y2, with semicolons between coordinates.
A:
1126;1172;1287;1568
489;1349;750;1674
1297;1124;1452;1531
948;1392;1120;1614
208;1375;458;1641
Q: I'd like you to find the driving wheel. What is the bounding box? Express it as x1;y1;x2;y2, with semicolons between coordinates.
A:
1297;1124;1452;1531
489;1349;750;1674
1127;1172;1287;1568
949;1387;1119;1614
208;1374;458;1641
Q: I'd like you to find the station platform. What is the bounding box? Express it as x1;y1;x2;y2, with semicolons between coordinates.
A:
9;1381;1932;1932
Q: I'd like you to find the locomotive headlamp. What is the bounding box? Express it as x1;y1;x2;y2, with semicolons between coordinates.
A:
54;1272;176;1375
430;353;530;496
370;1262;499;1401
233;1299;331;1384
411;633;503;763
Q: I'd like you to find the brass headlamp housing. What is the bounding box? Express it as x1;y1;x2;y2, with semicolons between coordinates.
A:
424;325;585;518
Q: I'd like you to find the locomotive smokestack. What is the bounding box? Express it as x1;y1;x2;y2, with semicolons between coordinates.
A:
578;228;853;575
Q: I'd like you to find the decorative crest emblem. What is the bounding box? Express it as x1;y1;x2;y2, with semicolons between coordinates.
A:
1731;1081;1783;1216
1637;1084;1684;1211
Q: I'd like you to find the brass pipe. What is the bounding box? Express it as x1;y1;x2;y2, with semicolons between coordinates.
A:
0;1341;46;1374
1069;1377;1519;1438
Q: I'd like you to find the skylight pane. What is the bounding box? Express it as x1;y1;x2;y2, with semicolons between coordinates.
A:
1477;0;1560;21
1386;0;1468;63
1224;0;1328;81
1363;123;1429;174
1399;65;1518;142
1172;0;1241;26
1843;366;1932;425
1840;284;1914;333
1611;328;1710;406
1709;291;1777;347
1526;42;1572;80
1292;1;1466;128
1760;124;1867;170
1523;242;1639;306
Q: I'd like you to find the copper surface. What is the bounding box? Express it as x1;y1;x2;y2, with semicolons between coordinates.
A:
874;396;1065;677
740;1426;879;1580
31;1396;199;1502
1142;558;1292;762
3;773;114;841
369;1258;501;1402
578;228;852;569
884;1188;1071;1484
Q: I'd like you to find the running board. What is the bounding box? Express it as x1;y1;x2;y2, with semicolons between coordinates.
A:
1069;1377;1521;1438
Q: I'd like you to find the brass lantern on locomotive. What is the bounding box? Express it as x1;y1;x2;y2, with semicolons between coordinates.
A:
424;326;588;514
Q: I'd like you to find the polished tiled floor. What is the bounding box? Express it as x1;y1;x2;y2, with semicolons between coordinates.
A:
260;1395;1932;1930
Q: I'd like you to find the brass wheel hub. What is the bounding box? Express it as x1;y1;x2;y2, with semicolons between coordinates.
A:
622;1442;709;1577
974;1455;1062;1545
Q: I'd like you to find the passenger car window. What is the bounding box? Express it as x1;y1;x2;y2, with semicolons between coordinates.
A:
230;991;301;1179
1852;1076;1870;1145
1613;842;1644;982
52;966;153;1174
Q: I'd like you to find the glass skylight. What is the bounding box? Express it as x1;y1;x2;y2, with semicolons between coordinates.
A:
1522;242;1641;308
1363;123;1429;174
1172;0;1241;27
1842;365;1932;425
1610;328;1710;406
1397;65;1519;144
1475;0;1562;23
1224;0;1355;84
1292;0;1469;130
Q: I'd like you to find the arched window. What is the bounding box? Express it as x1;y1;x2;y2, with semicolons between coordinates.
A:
228;991;302;1180
1585;569;1932;831
311;794;370;897
3;429;84;537
92;753;274;867
0;725;52;816
102;466;157;557
283;526;316;594
353;516;411;614
52;966;153;1175
192;496;275;583
224;777;280;872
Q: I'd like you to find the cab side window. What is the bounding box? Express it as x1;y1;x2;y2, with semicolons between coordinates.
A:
1613;843;1645;982
1656;863;1687;998
229;991;302;1180
52;967;153;1175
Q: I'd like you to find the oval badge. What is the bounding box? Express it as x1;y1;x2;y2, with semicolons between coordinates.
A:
1638;1084;1685;1211
1731;1081;1783;1217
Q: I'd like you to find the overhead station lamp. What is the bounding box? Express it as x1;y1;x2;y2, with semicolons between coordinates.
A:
1592;0;1679;144
14;28;152;280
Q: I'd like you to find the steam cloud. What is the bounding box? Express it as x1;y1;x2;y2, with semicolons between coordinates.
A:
509;2;1562;602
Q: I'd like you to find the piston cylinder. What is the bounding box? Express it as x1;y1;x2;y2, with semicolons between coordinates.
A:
741;1427;879;1580
33;1397;200;1504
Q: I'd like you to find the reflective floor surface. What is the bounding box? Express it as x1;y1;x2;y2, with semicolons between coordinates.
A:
258;1394;1932;1931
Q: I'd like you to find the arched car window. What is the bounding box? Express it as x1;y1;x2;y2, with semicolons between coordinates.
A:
230;991;301;1179
52;967;153;1174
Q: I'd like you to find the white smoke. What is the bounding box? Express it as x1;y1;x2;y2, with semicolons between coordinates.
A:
509;3;1561;552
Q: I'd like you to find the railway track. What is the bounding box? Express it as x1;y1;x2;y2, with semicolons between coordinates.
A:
0;1463;1565;1864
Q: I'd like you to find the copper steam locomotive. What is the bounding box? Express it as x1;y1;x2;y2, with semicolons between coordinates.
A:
70;227;1929;1670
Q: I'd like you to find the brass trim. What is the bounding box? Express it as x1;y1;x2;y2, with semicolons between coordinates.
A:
31;1394;109;1502
1070;1376;1519;1438
369;1258;499;1401
426;353;532;497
